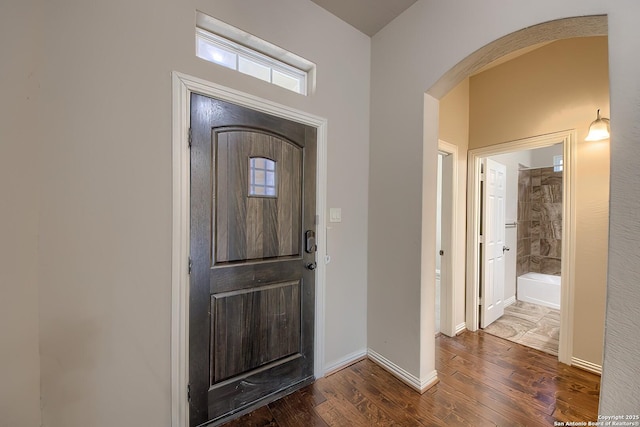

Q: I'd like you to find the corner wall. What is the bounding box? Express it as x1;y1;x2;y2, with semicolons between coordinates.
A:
599;3;640;413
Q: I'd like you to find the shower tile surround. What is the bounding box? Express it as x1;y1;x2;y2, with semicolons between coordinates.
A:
517;167;563;277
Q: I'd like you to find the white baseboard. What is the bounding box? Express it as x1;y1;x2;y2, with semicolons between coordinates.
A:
367;348;438;393
455;322;467;335
571;357;602;375
323;348;367;376
504;295;516;307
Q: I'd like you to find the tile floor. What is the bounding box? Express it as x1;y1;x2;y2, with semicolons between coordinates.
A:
483;300;560;355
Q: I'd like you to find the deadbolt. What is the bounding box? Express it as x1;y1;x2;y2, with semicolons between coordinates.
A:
305;230;317;253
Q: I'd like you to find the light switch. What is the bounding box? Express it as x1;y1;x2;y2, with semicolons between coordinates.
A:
329;208;342;223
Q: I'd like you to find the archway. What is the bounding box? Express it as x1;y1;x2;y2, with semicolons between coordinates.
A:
422;14;608;378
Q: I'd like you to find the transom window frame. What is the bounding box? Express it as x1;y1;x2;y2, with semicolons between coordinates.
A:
195;12;315;96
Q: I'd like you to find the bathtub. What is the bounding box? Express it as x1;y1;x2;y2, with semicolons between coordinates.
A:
517;272;561;310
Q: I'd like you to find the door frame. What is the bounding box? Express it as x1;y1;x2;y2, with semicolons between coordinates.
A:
437;140;458;337
170;71;328;427
465;130;576;365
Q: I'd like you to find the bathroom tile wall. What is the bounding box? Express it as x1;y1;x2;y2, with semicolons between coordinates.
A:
517;167;563;276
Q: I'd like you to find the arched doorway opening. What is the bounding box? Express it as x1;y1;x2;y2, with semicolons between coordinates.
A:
423;14;608;371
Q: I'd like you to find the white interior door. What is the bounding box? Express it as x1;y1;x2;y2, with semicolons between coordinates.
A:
439;152;454;336
436;154;442;335
480;158;506;328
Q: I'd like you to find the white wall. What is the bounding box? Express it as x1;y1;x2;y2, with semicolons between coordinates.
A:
600;3;640;413
0;1;43;426
369;0;640;413
33;0;370;425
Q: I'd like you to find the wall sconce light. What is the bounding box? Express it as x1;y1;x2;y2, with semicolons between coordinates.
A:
585;109;610;141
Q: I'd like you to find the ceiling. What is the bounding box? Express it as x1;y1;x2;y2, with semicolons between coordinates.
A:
309;1;554;74
310;0;418;37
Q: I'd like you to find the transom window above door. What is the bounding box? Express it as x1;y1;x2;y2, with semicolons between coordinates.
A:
195;11;315;95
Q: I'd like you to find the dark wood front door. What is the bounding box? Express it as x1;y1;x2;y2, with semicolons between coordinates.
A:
189;94;317;426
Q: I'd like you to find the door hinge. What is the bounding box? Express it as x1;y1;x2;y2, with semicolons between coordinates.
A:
188;257;192;275
187;384;191;402
479;297;484;306
479;171;485;182
188;127;192;148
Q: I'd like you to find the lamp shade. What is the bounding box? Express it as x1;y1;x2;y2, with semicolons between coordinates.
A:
585;109;610;141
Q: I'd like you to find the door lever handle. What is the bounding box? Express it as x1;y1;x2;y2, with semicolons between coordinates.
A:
503;246;510;252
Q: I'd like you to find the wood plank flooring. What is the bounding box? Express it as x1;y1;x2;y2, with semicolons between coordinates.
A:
222;331;600;426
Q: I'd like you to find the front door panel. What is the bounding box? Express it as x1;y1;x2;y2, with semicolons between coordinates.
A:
214;129;302;263
189;94;316;426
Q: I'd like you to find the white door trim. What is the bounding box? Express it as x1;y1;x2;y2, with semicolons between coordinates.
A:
437;140;458;337
465;130;576;365
170;71;328;427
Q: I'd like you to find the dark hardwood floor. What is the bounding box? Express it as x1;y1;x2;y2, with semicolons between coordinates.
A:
222;331;600;426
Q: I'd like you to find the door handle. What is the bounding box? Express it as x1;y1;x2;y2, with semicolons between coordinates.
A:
503;246;510;252
306;262;317;271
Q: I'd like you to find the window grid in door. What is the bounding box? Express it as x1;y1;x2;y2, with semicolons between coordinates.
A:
249;157;277;197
